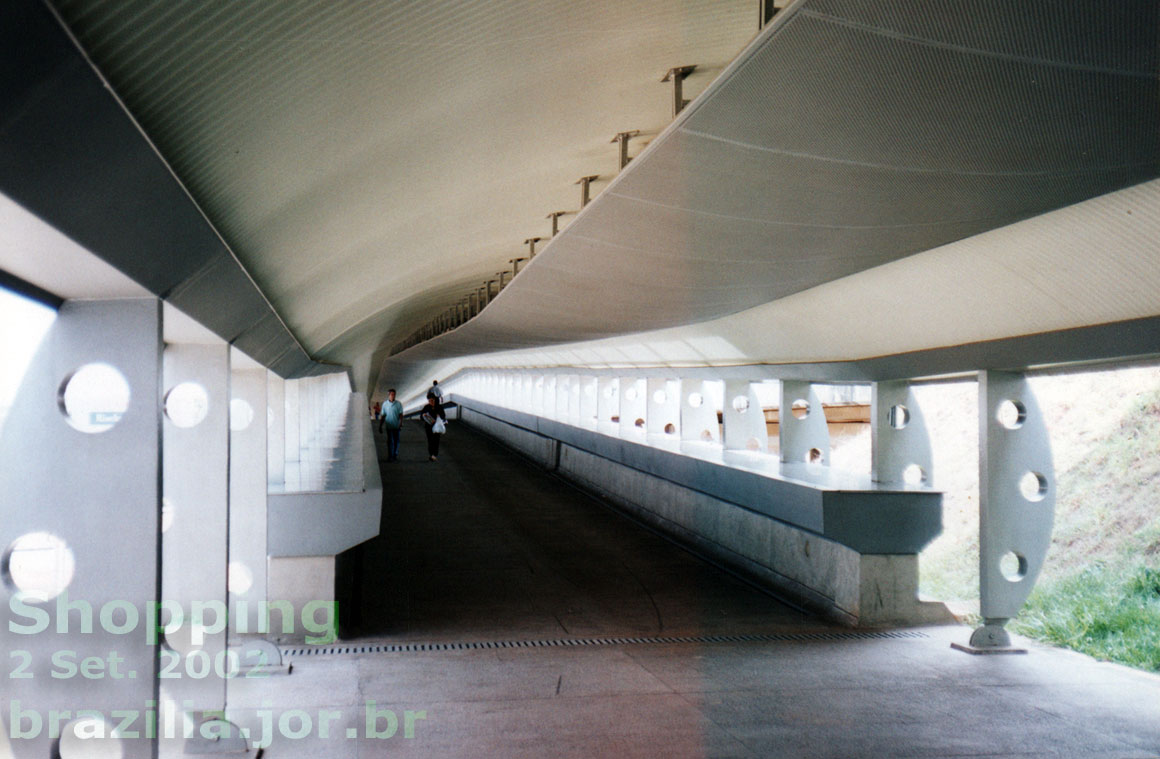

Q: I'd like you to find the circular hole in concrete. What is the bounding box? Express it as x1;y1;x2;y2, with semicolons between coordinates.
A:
791;399;809;420
1000;551;1027;582
229;398;254;431
165;382;209;429
888;404;909;430
1020;471;1048;502
228;561;253;595
732;395;749;413
902;464;926;485
997;399;1027;430
59;362;130;434
687;392;704;408
2;531;75;602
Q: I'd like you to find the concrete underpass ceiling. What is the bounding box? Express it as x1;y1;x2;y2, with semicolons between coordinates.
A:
43;0;761;368
34;0;1160;395
397;178;1160;403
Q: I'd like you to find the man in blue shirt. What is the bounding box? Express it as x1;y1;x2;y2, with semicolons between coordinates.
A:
379;389;404;462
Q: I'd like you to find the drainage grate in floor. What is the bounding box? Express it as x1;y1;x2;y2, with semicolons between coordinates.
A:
282;630;929;658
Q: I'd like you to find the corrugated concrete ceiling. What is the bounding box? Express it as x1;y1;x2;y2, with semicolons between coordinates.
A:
373;0;1160;398
40;0;1160;397
47;0;759;375
390;178;1160;404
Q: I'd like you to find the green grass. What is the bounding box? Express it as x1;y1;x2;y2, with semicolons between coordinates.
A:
1011;563;1160;672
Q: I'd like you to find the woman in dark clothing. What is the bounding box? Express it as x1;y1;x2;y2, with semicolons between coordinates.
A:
420;393;446;461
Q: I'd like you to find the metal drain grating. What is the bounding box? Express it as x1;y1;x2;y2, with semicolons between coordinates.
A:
282;630;928;658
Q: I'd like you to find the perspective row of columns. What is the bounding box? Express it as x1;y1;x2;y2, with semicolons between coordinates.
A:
445;367;1055;650
0;298;354;757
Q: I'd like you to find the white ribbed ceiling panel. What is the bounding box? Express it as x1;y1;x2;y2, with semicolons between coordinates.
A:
374;0;1160;387
45;0;1160;397
48;0;757;372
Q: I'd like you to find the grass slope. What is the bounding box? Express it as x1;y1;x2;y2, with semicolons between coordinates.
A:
914;368;1160;671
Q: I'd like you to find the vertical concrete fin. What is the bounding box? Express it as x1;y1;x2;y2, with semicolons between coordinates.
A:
975;371;1056;635
871;381;934;485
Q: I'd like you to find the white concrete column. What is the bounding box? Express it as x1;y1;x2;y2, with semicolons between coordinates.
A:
229;362;269;634
579;376;599;427
267;372;286;487
723;379;766;451
680;379;720;443
284;377;300;464
871;381;932;485
598;377;620;431
647;377;681;436
779;381;830;464
619;377;647;437
162;342;230;714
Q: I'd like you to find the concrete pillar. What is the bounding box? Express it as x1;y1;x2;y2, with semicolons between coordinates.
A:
681;379;720;443
162;343;230;715
646;377;681;436
619;377;647;437
228;363;269;636
723;379;766;452
779;381;829;464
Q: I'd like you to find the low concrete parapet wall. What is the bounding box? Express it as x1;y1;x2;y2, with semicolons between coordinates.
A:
456;397;953;627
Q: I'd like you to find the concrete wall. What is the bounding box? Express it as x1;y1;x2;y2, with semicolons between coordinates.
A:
458;402;953;627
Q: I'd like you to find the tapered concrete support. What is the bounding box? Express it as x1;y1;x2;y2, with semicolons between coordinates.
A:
779;381;830;464
619;377;647;437
646;378;681;437
958;371;1056;653
723;380;766;451
681;379;720;443
871;381;933;485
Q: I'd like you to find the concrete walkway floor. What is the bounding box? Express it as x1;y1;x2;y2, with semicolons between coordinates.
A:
227;421;1160;758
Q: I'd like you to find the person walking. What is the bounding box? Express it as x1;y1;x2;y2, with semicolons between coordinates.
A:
420;393;447;462
379;389;403;462
428;379;443;402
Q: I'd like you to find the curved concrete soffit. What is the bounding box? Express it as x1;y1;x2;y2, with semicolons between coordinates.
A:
382;0;1160;382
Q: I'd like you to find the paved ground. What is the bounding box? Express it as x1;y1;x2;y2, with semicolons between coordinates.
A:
227;420;1160;758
